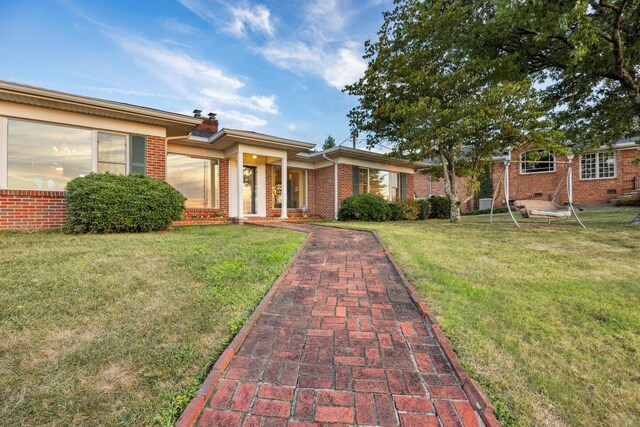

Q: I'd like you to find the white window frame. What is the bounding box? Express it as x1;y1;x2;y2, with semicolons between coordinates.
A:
272;165;308;209
97;130;129;175
519;150;557;174
360;167;401;201
580;151;617;180
0;117;133;190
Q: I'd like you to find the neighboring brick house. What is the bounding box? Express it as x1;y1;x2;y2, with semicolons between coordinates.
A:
0;81;424;230
414;143;640;210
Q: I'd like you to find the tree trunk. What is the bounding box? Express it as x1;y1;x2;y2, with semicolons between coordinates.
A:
439;151;462;223
632;210;640;226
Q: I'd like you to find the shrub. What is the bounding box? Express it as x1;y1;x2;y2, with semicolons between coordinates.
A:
611;196;640;207
402;199;420;221
429;196;450;219
388;202;403;221
338;193;391;221
416;199;432;220
64;173;185;233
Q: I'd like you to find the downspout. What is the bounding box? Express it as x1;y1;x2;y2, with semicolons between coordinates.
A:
322;154;339;220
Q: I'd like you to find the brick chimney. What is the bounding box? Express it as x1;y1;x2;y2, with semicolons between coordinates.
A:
194;111;219;133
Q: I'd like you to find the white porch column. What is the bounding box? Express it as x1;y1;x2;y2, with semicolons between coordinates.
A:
281;156;288;218
237;151;244;219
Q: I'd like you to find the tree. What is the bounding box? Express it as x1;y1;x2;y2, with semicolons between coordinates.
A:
345;0;559;222
322;135;336;150
476;0;640;224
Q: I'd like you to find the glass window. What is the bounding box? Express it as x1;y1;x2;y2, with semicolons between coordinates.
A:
98;132;127;174
581;152;615;179
369;169;389;200
273;167;307;209
389;172;400;201
7;120;92;190
520;150;556;174
166;154;219;208
358;169;369;194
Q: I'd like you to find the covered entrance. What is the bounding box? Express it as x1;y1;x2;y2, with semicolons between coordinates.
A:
243;166;257;215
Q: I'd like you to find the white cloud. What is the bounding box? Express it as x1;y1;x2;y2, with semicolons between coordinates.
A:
228;3;274;38
105;31;278;116
219;110;268;128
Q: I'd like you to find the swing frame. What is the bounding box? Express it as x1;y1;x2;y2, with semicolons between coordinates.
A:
490;150;586;229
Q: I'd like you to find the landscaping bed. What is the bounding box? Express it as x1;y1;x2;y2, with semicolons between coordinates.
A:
0;225;305;426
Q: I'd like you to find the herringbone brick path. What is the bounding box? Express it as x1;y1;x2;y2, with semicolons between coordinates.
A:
193;224;484;426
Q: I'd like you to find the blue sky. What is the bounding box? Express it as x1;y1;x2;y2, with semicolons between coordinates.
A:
0;0;392;148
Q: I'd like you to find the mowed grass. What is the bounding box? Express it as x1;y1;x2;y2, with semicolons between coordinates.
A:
0;225;305;426
333;207;640;426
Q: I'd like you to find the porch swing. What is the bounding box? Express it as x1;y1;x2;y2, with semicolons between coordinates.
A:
489;150;586;228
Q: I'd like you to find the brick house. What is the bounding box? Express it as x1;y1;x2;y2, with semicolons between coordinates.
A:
0;81;425;230
414;143;640;210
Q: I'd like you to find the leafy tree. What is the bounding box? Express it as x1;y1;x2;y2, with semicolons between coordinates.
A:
476;0;640;224
345;0;559;222
322;134;336;150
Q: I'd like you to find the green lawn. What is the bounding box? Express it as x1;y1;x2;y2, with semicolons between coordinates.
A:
0;225;305;426
332;207;640;426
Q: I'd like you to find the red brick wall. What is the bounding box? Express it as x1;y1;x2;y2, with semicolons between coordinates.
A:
0;190;66;230
309;165;336;219
414;172;431;198
416;173;475;211
492;145;640;205
146;136;166;180
337;164;354;207
405;173;415;200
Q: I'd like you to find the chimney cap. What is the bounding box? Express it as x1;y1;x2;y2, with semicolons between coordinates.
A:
193;109;202;118
208;112;217;121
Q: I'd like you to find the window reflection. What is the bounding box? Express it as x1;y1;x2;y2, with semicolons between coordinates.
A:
166;154;219;208
7;120;92;190
273;167;307;209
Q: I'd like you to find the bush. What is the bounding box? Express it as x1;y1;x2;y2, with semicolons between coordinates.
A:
416;199;432;220
429;196;450;219
611;195;640;207
402;199;420;221
64;173;185;233
388;202;403;221
338;193;391;221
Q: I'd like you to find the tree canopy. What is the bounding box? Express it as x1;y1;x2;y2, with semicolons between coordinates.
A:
345;0;558;222
322;134;336;150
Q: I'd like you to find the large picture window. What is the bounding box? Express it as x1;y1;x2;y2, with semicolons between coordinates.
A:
359;168;401;201
166;154;219;208
273;166;307;209
520;149;556;174
580;152;616;179
7;120;92;190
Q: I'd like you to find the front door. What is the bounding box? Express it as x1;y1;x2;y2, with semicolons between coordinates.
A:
243;166;257;215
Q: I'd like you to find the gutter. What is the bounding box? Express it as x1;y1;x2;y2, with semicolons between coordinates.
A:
322;154;339;220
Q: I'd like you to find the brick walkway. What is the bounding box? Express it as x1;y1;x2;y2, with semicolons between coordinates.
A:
186;224;488;427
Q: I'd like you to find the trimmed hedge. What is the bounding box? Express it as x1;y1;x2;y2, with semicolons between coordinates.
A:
612;196;640;207
402;199;420;221
417;199;432;220
388;202;403;221
429;196;450;219
338;193;391;221
64;173;185;233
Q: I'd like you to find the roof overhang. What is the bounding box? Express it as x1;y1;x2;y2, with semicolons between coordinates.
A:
0;80;202;137
190;128;316;155
297;146;429;169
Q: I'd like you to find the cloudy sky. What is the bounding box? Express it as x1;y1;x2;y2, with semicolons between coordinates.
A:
0;0;392;148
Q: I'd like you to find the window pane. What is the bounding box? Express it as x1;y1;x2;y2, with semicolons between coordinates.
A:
166;154;218;208
359;169;368;194
7;120;92;190
369;169;389;200
521;150;555;173
581;154;597;179
389;173;400;201
98;132;126;174
598;152;615;178
273;166;307;209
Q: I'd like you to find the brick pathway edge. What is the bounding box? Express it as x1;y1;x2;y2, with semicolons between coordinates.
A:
176;230;313;427
366;229;500;427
